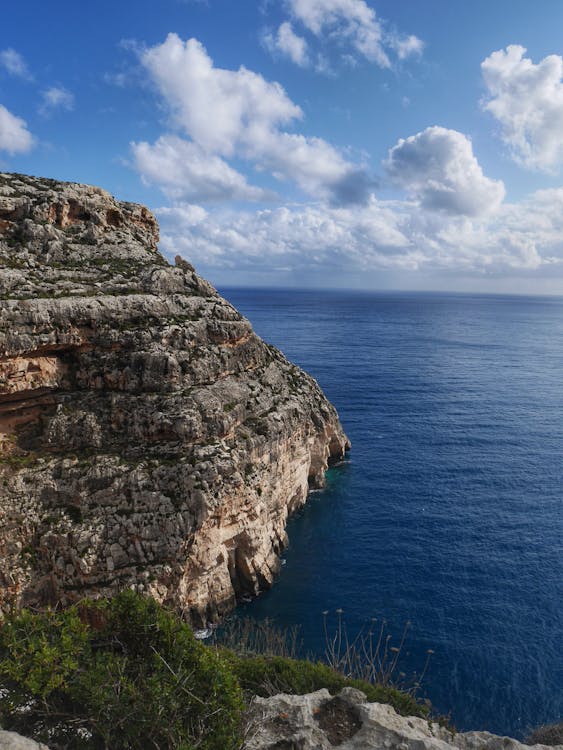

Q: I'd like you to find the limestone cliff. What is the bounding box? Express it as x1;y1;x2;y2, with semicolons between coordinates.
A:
0;172;349;625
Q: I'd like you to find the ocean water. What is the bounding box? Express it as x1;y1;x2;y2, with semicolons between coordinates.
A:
219;289;563;738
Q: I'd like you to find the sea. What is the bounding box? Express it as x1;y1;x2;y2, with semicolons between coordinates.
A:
219;288;563;739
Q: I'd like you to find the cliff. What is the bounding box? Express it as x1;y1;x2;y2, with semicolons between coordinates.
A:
0;172;349;625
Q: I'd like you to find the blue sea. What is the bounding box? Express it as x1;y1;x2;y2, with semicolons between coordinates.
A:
219;289;563;739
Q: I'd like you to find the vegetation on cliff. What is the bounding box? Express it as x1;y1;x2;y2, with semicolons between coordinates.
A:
0;591;427;750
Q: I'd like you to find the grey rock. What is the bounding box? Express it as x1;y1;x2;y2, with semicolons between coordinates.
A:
0;731;50;750
244;690;563;750
0;172;349;624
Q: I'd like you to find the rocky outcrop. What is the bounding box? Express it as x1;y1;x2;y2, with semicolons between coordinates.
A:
0;172;349;625
2;693;561;750
0;731;49;750
244;689;563;750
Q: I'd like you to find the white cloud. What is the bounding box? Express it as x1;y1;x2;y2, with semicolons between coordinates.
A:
132;135;273;202
289;0;390;66
390;34;424;61
137;34;372;204
0;104;34;154
0;48;31;79
157;187;563;281
283;0;423;68
142;35;300;155
39;86;74;117
481;45;563;171
158;198;411;270
385;126;505;217
104;71;128;87
263;22;309;67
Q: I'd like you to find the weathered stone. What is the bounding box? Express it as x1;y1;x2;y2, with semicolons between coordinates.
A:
0;172;350;624
0;731;49;750
244;689;563;750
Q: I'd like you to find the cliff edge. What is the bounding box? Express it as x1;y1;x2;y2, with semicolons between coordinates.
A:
245;689;563;750
0;172;349;625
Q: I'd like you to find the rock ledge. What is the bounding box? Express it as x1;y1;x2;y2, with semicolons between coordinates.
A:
244;689;563;750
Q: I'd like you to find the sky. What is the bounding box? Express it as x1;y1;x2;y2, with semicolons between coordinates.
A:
3;1;563;293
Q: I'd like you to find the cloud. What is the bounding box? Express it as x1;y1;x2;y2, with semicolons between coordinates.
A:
103;71;129;87
136;33;372;204
245;128;374;204
0;104;34;154
481;45;563;171
39;86;74;117
385;126;505;216
131;135;274;202
390;34;424;61
263;22;309;66
142;35;301;155
158;198;411;271
157;187;563;281
0;48;31;79
279;0;423;68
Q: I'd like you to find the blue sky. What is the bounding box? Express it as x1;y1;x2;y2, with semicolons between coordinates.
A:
3;0;563;293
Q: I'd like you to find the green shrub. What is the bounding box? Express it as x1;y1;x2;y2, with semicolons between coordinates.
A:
213;613;432;721
226;653;428;719
0;591;244;750
526;722;563;746
0;593;436;748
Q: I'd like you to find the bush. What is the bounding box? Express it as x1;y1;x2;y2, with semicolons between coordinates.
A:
0;591;244;750
526;722;563;746
214;613;431;721
0;594;436;748
226;652;428;719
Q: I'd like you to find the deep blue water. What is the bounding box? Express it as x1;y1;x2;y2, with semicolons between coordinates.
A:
219;289;563;738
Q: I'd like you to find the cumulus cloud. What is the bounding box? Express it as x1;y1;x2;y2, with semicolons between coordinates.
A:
136;33;372;204
39;86;74;117
131;135;274;202
481;45;563;171
0;104;34;154
263;22;309;66
272;0;424;69
158;198;411;271
156;187;563;282
385;126;505;216
0;48;31;79
142;35;300;155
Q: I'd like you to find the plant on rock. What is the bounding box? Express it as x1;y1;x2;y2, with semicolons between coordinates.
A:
0;590;244;750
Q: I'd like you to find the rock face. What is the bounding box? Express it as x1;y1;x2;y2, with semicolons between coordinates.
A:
0;172;349;625
0;731;49;750
244;689;563;750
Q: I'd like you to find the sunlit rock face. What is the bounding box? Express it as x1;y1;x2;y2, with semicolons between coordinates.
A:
0;172;349;625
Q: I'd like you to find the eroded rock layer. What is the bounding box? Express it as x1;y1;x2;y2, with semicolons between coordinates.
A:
0;172;349;625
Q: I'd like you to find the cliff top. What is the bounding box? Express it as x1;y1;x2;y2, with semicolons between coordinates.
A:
0;171;194;301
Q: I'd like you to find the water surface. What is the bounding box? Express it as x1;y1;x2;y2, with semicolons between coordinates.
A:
219;289;563;737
